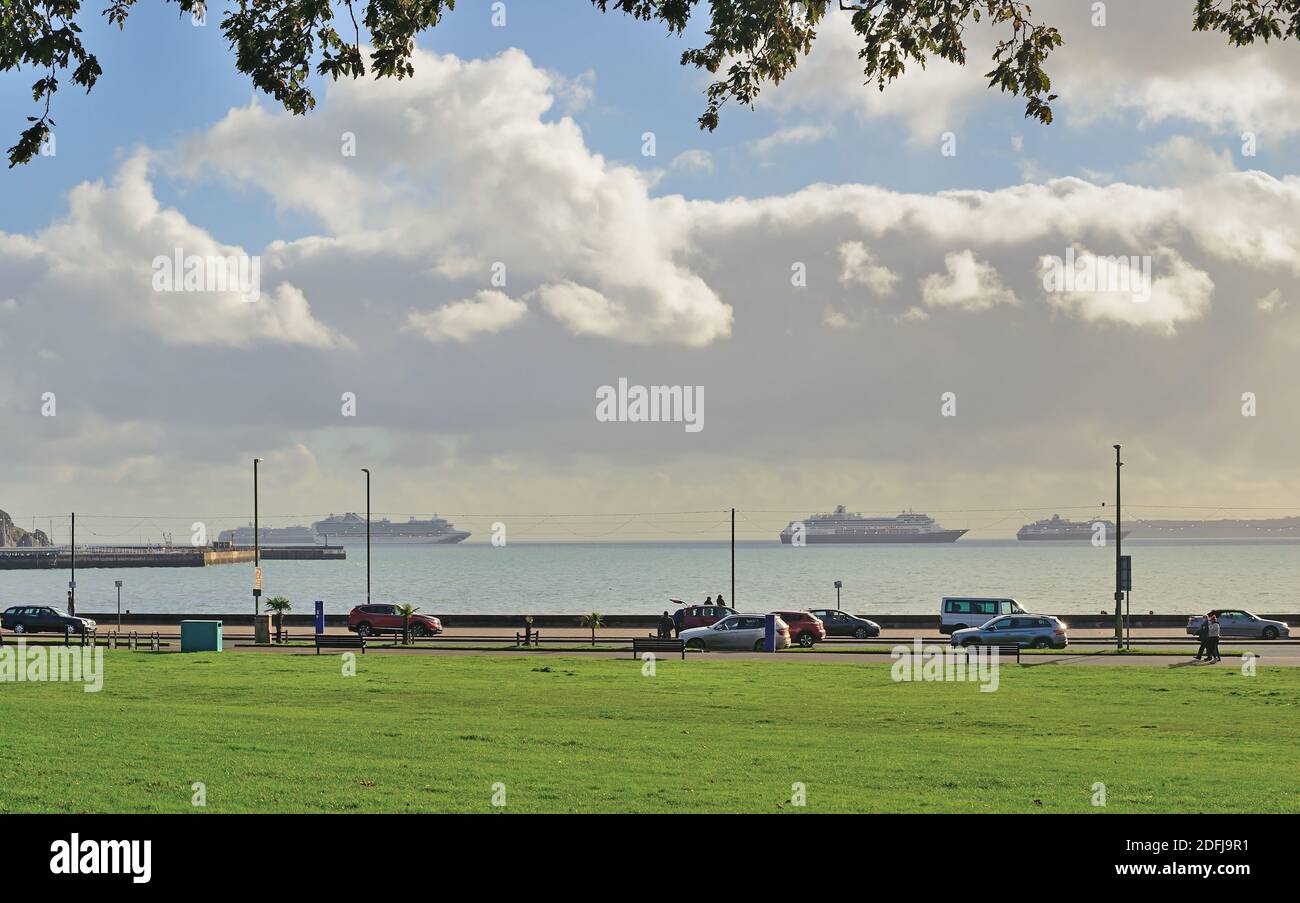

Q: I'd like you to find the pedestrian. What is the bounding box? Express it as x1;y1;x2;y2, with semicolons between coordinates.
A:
716;593;726;608
658;610;674;640
1207;613;1222;662
1194;615;1211;661
704;595;713;606
671;607;683;638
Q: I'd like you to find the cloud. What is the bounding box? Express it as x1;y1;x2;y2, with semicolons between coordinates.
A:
750;124;832;159
403;290;528;343
670;149;715;175
1042;248;1214;335
838;241;899;295
176;47;734;347
920;250;1019;312
0;154;347;349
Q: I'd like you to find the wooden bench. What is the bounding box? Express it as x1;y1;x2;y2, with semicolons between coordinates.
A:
632;638;686;660
315;633;366;655
962;643;1020;663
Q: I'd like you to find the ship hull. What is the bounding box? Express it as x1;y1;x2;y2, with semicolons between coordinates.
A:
322;533;470;545
1018;531;1130;541
780;530;967;544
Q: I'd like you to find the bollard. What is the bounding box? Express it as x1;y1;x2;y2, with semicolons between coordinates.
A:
129;631;138;651
150;632;160;653
109;631;118;650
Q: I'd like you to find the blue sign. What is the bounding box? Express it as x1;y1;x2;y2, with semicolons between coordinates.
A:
763;613;777;653
314;600;325;634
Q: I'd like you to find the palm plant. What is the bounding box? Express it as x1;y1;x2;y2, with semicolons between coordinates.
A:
579;611;604;646
397;603;420;645
264;596;292;643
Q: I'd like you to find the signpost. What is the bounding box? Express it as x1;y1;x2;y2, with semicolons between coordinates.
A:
315;600;325;635
1120;555;1133;649
115;580;123;631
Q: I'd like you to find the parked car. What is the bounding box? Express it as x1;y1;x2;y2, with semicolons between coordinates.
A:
773;610;826;647
950;614;1068;649
673;605;736;632
346;604;443;637
680;614;790;652
940;597;1025;634
1187;610;1289;639
1;605;96;636
807;609;880;639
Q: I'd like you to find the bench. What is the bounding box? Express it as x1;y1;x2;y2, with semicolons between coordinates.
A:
315;634;366;655
632;638;686;660
962;643;1021;663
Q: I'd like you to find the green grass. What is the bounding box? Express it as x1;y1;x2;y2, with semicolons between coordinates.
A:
0;651;1296;813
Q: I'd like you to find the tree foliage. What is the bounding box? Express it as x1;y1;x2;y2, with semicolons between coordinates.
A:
2;0;1298;167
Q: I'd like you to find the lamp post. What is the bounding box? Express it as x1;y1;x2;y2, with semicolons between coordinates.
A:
253;457;263;615
68;512;76;617
834;580;842;611
361;468;371;606
1113;444;1123;650
115;580;123;631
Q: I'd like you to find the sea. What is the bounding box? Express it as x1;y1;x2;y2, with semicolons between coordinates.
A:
2;539;1297;617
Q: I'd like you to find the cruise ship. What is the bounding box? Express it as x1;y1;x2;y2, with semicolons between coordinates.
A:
1017;514;1128;542
779;507;967;544
311;513;470;545
218;525;321;547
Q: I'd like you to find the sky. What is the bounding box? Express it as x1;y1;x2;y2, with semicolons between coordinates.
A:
2;0;1299;543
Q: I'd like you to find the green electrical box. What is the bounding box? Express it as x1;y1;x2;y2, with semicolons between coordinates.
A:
180;620;223;653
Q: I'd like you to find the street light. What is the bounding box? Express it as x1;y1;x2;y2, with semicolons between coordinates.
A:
361;468;371;606
1113;444;1123;650
253;457;264;615
115;580;123;631
833;580;843;610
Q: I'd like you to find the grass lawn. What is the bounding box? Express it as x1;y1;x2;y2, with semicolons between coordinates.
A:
0;651;1296;813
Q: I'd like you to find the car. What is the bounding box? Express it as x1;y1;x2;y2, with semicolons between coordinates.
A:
1187;610;1290;639
673;605;736;632
680;614;791;652
773;610;826;647
950;614;1068;650
940;597;1026;634
346;604;443;638
1;605;96;636
807;609;880;639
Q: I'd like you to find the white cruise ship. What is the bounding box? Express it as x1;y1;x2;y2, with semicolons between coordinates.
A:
779;506;967;544
312;513;470;545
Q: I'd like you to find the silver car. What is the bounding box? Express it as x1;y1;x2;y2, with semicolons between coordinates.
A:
950;614;1068;650
680;614;791;652
1187;610;1290;639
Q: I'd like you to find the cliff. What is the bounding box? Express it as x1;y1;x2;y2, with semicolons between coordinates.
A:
0;509;52;547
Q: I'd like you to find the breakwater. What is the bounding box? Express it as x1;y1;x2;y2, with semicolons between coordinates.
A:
0;545;344;570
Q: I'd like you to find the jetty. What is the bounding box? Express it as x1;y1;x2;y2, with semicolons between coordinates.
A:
0;544;345;570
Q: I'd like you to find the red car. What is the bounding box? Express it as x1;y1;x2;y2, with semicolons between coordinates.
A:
673;605;736;632
773;610;826;647
347;604;443;637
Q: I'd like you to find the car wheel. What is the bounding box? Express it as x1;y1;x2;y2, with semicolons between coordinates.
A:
685;638;706;651
798;632;815;648
753;639;766;652
1263;626;1279;640
1032;637;1051;649
13;624;25;634
854;627;868;639
355;622;373;638
413;623;431;638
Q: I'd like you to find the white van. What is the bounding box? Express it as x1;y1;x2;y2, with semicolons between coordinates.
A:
940;597;1025;634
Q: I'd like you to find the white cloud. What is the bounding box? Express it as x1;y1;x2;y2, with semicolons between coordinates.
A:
670;149;715;175
403;290;528;343
1043;248;1214;335
920;250;1019;312
177;47;734;347
838;241;899;295
750;124;832;159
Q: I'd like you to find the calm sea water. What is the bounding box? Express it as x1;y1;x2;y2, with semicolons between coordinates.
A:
2;540;1297;616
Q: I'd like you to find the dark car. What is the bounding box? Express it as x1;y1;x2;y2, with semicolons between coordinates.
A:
772;610;827;647
673;605;736;632
808;609;881;639
2;605;96;636
347;604;443;637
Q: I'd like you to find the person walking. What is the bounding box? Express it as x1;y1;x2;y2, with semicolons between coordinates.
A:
1194;615;1211;661
658;610;674;640
1207;613;1222;663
